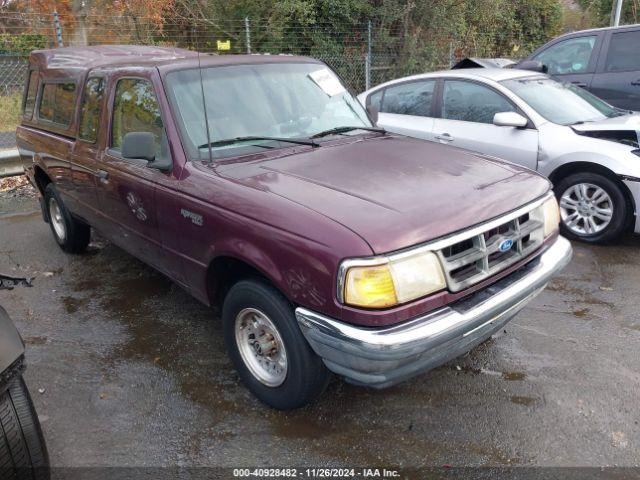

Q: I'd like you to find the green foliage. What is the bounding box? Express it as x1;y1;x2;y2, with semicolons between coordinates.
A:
0;34;48;56
576;0;639;27
0;93;22;133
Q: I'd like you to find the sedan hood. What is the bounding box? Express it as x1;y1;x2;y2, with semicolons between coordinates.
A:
217;135;550;254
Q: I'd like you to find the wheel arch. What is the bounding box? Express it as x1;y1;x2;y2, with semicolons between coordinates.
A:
205;254;289;309
33;165;52;195
549;161;636;232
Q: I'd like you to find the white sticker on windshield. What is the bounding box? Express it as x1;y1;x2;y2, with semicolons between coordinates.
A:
308;68;346;97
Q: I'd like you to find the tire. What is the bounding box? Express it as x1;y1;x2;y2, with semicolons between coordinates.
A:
555;172;629;244
0;376;50;480
222;279;330;410
44;183;90;253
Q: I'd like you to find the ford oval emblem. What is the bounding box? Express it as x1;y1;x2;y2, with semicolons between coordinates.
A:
499;238;514;252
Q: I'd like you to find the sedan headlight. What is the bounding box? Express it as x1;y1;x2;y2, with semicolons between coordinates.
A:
341;251;446;309
540;195;560;237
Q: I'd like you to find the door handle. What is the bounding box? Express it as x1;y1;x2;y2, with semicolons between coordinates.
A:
95;169;109;183
571;81;588;88
631;79;640;86
435;133;454;142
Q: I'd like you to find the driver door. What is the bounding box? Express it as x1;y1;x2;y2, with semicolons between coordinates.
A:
531;34;601;91
96;75;170;271
432;79;539;171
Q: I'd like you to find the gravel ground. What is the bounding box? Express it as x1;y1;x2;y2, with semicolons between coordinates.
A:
0;194;639;475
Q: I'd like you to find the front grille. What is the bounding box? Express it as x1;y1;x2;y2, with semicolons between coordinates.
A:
436;211;544;292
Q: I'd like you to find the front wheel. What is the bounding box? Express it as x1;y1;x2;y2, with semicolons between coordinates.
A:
222;279;330;410
0;376;50;480
555;172;629;243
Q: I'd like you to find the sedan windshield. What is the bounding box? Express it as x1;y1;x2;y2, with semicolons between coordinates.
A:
501;77;623;126
165;62;372;160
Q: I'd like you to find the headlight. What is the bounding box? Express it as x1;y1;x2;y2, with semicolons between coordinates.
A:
540;195;560;237
342;251;446;309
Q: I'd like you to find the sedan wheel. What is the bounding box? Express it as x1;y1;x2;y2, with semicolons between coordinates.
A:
554;172;629;243
559;183;613;236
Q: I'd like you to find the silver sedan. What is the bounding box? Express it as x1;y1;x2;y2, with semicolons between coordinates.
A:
358;68;640;243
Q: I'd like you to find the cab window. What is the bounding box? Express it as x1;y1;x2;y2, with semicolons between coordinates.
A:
380;80;435;117
111;78;163;156
78;77;105;143
23;70;39;118
534;35;597;75
442;80;516;124
38;82;76;126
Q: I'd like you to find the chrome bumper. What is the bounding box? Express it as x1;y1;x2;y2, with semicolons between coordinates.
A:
296;236;573;388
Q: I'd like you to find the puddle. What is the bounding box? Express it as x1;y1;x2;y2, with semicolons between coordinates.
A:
61;295;89;314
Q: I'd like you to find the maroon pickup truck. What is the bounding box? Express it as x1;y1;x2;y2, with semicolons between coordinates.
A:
17;46;572;409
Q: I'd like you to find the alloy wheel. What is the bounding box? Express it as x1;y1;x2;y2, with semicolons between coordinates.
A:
559;183;613;236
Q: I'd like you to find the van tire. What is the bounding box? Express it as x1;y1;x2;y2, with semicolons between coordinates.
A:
0;376;50;480
555;172;628;243
222;279;330;410
44;184;90;253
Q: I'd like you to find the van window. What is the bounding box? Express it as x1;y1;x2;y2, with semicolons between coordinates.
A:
534;36;596;75
38;82;77;126
78;77;104;143
23;71;39;118
111;78;163;156
605;30;640;72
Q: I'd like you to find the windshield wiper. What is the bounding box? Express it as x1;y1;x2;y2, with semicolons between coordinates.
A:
198;136;319;149
309;126;385;139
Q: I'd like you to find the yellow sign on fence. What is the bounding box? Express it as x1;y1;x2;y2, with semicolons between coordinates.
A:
217;40;231;51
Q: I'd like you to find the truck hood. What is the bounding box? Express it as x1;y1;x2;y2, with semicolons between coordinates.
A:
571;113;640;147
217;135;550;254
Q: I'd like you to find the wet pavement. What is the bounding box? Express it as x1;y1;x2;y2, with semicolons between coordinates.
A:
1;195;639;469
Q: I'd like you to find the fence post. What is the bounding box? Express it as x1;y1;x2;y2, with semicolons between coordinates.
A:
53;11;64;47
365;20;372;90
245;17;252;54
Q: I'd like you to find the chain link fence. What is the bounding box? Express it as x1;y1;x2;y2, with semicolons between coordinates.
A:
0;11;540;149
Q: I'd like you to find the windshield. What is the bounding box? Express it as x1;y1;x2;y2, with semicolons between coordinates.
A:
165;62;371;160
501;77;622;125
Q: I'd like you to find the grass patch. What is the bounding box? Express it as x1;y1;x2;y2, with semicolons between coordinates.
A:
0;93;22;133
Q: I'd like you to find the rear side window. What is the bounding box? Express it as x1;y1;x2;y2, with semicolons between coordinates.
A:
605;30;640;72
380;80;435;116
38;82;76;126
442;80;516;124
78;77;105;143
23;70;39;118
534;35;596;75
111;78;163;155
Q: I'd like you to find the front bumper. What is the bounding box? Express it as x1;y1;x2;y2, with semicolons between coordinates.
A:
296;235;572;388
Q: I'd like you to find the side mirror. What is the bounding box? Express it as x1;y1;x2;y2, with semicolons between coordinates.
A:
121;132;172;171
122;132;156;162
518;60;548;74
367;105;379;125
493;111;528;128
